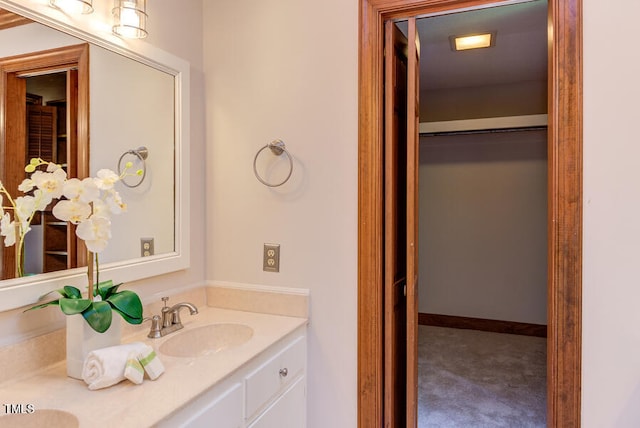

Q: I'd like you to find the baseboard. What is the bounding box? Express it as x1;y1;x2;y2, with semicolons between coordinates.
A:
419;313;547;338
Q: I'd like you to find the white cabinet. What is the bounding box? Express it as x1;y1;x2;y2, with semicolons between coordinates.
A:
159;327;306;428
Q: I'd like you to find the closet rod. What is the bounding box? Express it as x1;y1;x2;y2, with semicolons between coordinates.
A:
420;125;548;138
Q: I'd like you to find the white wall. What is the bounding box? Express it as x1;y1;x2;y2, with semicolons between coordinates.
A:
90;44;175;261
203;1;358;427
582;0;640;425
421;80;547;122
0;22;78;55
419;130;547;325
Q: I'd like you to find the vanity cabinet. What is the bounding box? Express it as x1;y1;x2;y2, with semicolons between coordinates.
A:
159;327;306;428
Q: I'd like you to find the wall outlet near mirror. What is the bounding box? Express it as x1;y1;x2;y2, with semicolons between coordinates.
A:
141;238;154;257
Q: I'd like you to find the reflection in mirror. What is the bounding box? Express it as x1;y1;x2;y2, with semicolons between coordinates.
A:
23;72;76;276
0;8;176;285
1;43;89;280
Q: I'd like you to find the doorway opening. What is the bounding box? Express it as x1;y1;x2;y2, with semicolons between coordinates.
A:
413;2;548;424
358;0;582;427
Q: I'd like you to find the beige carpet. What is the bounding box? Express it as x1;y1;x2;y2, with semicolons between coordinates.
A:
418;325;546;427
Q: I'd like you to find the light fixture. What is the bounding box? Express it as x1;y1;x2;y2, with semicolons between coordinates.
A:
450;33;495;51
49;0;94;14
112;0;148;39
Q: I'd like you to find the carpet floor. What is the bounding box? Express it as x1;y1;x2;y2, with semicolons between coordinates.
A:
418;326;546;428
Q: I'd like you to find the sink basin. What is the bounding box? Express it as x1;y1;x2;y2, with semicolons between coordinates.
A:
159;323;254;358
0;409;79;428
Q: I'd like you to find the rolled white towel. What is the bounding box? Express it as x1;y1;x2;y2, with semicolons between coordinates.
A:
82;342;149;390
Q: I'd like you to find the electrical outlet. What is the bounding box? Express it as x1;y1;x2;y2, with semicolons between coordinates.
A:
141;238;154;257
263;243;280;272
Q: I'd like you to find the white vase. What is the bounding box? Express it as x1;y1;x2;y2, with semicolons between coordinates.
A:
66;314;122;379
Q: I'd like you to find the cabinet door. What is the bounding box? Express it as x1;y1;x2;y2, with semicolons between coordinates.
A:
248;377;305;428
179;382;243;428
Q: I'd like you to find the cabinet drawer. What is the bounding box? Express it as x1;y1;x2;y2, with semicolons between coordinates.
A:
245;335;306;419
248;376;306;428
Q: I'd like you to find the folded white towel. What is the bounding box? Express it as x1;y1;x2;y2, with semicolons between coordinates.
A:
138;346;165;380
82;342;148;390
124;351;144;385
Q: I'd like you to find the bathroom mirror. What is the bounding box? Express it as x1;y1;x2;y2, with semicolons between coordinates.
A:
0;1;190;311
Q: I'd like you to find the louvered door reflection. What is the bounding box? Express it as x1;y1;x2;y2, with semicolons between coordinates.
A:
26;105;57;162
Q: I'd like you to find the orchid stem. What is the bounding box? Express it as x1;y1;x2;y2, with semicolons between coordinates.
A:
95;253;100;294
87;250;94;300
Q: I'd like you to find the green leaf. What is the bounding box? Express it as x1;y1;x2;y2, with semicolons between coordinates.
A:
107;290;143;320
111;307;143;325
98;280;120;300
23;300;60;312
62;286;83;299
82;301;113;333
59;298;92;315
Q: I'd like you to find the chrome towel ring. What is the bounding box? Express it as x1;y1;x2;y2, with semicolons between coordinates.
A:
253;139;293;187
118;146;148;188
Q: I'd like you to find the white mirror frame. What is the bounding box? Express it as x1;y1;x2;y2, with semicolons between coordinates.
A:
0;0;190;311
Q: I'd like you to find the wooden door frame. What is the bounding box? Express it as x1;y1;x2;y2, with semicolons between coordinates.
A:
358;0;582;426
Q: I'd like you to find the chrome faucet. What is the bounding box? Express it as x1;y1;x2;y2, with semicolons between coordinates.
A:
147;296;198;338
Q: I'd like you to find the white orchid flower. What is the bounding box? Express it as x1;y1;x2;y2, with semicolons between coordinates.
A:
0;213;15;247
14;196;36;224
91;199;110;219
31;168;67;199
52;199;92;224
32;189;53;212
46;162;62;172
94;169;120;191
18;178;35;193
63;177;100;203
106;190;127;214
76;216;112;253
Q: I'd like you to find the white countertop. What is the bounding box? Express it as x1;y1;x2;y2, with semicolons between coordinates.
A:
0;307;307;427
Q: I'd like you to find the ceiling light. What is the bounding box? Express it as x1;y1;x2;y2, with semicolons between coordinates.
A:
112;0;148;39
450;33;495;51
49;0;94;14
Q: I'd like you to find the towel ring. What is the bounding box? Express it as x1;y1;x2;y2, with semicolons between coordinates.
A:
118;146;148;188
253;139;293;187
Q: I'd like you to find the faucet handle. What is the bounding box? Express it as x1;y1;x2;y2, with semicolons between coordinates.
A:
161;297;172;328
144;315;162;339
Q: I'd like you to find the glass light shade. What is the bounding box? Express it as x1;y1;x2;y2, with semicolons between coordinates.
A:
49;0;94;14
112;0;148;39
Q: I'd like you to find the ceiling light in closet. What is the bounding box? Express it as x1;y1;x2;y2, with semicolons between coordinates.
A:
451;33;495;51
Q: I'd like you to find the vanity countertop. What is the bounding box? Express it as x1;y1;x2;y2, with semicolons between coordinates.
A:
0;307;307;427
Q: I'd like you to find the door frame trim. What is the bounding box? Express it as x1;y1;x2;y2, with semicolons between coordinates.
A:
357;0;582;426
